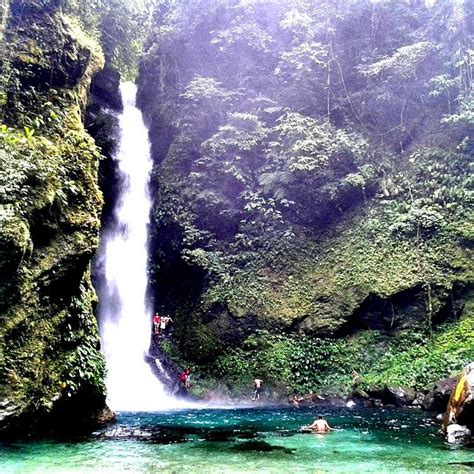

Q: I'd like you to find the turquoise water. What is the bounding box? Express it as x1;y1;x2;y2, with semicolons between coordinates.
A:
1;407;473;473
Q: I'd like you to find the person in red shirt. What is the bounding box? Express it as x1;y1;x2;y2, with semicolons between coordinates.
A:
153;313;161;335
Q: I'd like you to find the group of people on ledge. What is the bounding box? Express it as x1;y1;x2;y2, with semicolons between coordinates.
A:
152;312;173;337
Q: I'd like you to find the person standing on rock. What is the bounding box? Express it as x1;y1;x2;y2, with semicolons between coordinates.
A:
179;370;186;388
252;378;263;401
292;394;303;406
160;315;173;335
153;313;161;335
185;367;191;389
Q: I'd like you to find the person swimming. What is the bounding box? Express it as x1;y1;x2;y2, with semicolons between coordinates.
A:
306;415;333;433
292;394;302;406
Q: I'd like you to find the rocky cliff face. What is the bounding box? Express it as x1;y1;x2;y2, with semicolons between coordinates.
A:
137;0;473;396
0;0;113;435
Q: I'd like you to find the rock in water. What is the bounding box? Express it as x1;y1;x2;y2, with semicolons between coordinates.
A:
423;377;457;412
366;386;416;407
386;386;416;407
443;363;474;444
411;392;425;407
446;424;471;444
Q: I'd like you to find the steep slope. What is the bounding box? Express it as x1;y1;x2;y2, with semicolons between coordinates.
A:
138;0;473;395
0;0;112;434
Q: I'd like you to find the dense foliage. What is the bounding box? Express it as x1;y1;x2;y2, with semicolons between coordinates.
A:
139;0;473;394
0;0;472;417
163;305;474;398
0;0;123;431
68;0;153;79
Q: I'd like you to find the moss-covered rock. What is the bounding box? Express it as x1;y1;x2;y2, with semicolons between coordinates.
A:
85;64;122;228
166;301;474;401
138;0;473;397
0;0;112;435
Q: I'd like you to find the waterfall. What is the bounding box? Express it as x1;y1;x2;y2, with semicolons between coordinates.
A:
97;82;174;411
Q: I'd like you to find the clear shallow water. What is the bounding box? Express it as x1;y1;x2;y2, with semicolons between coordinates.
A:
1;407;473;473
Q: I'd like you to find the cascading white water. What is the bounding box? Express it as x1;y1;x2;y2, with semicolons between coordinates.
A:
97;82;174;411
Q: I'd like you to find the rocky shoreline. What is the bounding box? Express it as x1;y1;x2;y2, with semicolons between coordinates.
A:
182;362;474;446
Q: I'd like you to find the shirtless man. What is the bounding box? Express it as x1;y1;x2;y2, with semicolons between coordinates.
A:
251;378;263;401
308;415;333;433
160;315;173;335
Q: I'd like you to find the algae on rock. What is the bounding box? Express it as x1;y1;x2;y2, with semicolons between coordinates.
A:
0;0;112;434
138;0;473;396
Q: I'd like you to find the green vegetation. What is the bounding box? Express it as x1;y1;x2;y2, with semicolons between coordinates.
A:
0;0;472;425
65;0;150;79
182;305;474;398
0;0;119;430
140;0;473;395
362;305;474;391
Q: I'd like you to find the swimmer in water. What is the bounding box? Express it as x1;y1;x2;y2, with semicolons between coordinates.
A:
308;415;333;433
